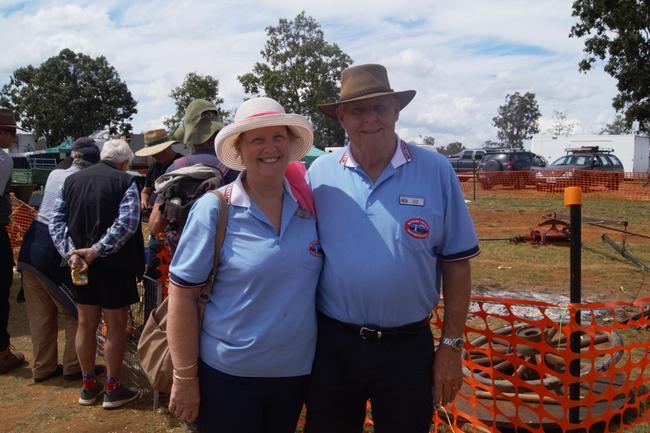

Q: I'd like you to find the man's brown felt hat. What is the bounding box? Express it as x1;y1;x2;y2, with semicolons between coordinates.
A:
0;108;26;131
318;64;416;119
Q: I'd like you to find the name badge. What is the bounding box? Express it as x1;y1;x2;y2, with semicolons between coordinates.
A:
399;195;425;207
295;208;312;219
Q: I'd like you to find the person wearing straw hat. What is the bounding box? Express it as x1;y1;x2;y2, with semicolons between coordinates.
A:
135;129;182;319
166;96;322;433
305;64;479;433
0;107;27;374
135;129;182;211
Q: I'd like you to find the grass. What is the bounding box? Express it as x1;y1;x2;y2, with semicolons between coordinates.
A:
2;191;649;432
469;192;650;302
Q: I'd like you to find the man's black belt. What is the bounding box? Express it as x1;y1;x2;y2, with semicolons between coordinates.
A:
318;313;430;340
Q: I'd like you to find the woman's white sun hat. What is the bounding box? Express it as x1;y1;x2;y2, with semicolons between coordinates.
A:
215;97;313;171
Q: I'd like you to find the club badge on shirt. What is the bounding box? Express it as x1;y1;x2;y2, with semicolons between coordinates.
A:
308;240;323;257
404;218;430;239
399;195;425;206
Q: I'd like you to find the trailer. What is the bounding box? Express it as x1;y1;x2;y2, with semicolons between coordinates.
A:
528;134;649;177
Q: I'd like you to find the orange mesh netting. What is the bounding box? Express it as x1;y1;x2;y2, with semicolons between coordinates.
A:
7;195;36;258
431;296;650;433
154;237;171;297
459;171;650;201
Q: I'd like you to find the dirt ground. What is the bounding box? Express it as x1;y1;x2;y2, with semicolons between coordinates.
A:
0;271;185;433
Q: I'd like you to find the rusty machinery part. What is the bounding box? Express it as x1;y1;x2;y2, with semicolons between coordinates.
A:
462;323;624;395
530;213;571;244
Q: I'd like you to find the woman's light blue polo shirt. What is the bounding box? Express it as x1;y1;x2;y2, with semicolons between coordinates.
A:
169;174;322;377
307;137;479;328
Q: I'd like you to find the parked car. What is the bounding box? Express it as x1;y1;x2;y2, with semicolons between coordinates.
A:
477;149;547;189
447;149;486;178
532;146;625;191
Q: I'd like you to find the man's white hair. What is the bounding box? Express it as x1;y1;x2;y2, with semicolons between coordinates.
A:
100;139;134;165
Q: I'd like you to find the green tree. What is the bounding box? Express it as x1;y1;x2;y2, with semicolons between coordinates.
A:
492;92;541;148
238;12;353;147
164;72;229;131
436;141;465;155
547;110;577;136
570;1;649;133
1;48;137;146
419;135;435;147
599;114;634;135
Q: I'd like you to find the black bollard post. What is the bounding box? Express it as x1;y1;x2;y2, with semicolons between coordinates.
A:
565;186;582;425
472;162;477;201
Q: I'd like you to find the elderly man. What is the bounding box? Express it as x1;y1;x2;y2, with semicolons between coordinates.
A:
0;108;26;374
305;64;479;433
18;138;106;383
50;139;144;409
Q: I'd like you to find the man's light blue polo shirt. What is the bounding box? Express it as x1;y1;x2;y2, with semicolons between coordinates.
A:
307;137;479;328
169;174;322;377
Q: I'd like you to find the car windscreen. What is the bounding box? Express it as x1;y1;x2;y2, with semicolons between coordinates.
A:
551;155;590;166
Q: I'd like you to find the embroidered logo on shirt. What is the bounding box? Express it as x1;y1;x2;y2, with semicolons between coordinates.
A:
308;240;323;257
399;195;425;206
404;218;430;239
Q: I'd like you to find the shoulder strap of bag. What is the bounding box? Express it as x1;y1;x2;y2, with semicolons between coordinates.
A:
197;190;228;319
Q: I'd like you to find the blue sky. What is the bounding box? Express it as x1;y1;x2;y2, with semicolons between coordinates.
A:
0;0;619;146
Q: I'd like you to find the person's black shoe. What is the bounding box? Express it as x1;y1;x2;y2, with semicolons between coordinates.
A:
79;382;104;406
63;364;106;381
102;384;140;409
34;364;63;383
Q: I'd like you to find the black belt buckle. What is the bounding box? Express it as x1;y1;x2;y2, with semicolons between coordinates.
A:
359;326;382;340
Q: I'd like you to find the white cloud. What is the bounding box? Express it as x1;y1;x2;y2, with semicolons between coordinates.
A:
0;0;623;144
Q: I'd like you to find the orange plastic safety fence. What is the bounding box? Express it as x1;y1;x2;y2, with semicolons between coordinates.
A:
154;237;171;297
7;194;36;258
458;171;650;201
431;296;650;433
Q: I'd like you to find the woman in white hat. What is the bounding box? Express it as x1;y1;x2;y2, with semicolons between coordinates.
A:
166;97;322;432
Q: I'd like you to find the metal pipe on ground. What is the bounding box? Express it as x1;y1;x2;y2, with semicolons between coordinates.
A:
601;234;650;273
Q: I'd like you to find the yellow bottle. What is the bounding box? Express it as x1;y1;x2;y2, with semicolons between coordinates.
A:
71;268;89;286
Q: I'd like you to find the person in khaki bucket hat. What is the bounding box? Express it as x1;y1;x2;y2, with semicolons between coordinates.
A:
0;107;27;374
304;64;479;433
172;99;224;147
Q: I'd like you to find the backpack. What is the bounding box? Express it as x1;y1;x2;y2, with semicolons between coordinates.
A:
155;164;224;255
